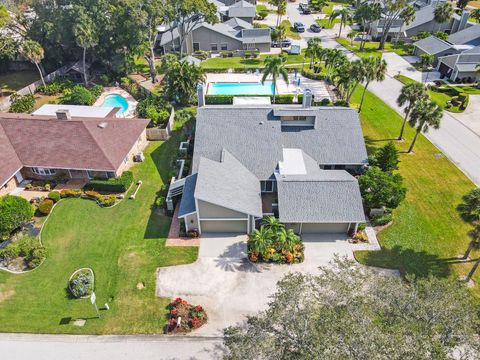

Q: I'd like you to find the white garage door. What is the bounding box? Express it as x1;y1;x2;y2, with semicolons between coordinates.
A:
301;223;349;234
200;220;247;233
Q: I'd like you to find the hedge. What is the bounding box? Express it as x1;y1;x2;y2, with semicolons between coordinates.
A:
84;171;133;193
272;94;294;104
205;95;234;104
301;69;325;81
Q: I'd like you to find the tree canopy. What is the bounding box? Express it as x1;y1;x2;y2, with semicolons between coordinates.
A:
224;258;480;360
359;166;406;210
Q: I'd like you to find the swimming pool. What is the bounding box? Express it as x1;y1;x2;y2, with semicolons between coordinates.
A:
208;82;275;96
101;94;129;114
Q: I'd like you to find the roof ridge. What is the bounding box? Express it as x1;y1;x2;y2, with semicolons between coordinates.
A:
81;121;117;169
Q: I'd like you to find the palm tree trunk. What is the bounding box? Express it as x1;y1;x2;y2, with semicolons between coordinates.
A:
463;240;477;260
82;47;88;87
273;76;277;104
466;258;480;282
148;46;156;83
398;112;409;140
358;81;369;112
276;9;280;27
35;62;45;87
338;21;343;38
408;128;421;153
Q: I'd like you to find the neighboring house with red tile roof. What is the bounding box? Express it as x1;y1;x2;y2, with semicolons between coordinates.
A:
0;111;149;196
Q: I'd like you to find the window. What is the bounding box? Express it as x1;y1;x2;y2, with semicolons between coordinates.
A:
334;165;346;170
123;156;129;164
87;170;95;179
323;165;333;170
261;180;275;192
31;167;56;176
221;43;228;51
106;172;115;178
193;42;200;52
211;43;218;51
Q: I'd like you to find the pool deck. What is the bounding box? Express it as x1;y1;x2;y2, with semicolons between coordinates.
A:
205;73;333;101
94;87;138;118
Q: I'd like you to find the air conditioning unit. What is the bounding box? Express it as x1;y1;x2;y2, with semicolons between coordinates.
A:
134;152;145;162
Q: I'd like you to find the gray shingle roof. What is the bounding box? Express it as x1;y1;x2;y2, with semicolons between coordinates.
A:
179;174;198;217
448;25;480;46
276;171;365;223
194;150;262;217
456;63;477;72
240;28;271;44
223;17;253;30
228;0;255;18
414;36;453;55
193;106;368;180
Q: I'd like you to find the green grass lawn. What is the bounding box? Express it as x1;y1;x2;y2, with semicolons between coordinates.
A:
336;38;413;58
0;128;198;334
394;74;466;113
0;70;39;96
454;85;480;94
352;87;480;298
201;50;306;70
280;20;302;40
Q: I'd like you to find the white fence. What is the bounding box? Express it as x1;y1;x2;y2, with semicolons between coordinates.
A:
146;108;175;140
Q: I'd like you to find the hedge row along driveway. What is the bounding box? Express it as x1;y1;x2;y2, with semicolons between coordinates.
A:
0;135;198;334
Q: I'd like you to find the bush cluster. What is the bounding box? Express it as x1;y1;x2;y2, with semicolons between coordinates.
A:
0;195;34;240
36;79;75;95
9;93;35;113
0;236;46;269
136;96;172;127
60;189;117;207
167;297;207;333
301;69;325;81
47;191;61;203
371;212;393;226
38;199;54;215
59;84;103;105
84;171;133;193
272;94;294;104
69;269;94;298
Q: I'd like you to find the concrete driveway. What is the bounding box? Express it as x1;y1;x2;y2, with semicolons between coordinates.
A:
450;95;480;137
381;53;441;83
156;233;353;336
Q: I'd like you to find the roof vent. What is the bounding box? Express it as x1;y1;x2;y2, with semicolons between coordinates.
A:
259;121;264;125
98;122;108;129
55;109;71;120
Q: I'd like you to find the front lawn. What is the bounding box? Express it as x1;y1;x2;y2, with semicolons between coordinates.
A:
352;87;479;298
0;130;198;333
280;20;302;40
395;75;467;113
336;38;413;58
201;50;306;70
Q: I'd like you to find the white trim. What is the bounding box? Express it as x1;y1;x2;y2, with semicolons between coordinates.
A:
23;165;116;172
299;223;303;234
194;198;202;234
199;218;248;221
178;210;198;219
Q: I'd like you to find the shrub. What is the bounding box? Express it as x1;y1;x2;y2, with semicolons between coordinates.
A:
205;95;234;105
192;50;209;60
69;269;94;298
369;141;399;172
0;236;45;269
301;69;325;81
36;79;75;95
156;196;166;208
0;195;34;239
98;195;116;207
26;246;46;269
59;85;95;105
85;171;134;193
371;213;393;226
334;100;349;107
319;98;331;106
38;199;54;215
48;191;61;203
136;96;172;127
258;9;269;19
9;93;35;113
272;94;294;104
60;189;83;198
359;167;407;210
358;223;367;231
167;298;207;333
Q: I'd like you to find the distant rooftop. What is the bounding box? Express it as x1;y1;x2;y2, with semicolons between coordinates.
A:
32;104;119;118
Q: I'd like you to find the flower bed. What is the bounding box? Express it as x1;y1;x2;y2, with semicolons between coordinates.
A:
68;268;94;298
248;217;304;264
0;235;46;271
167;298;207;333
60;189;117;207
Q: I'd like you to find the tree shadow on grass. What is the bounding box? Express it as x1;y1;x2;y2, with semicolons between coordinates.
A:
356;245;452;278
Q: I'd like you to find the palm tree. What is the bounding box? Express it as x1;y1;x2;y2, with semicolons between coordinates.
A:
262;56;288;104
306;37;322;70
347;31;357;45
323;48;347;80
396;82;428;140
74;15;98;86
277;228;299;252
358;57;387;113
21;40;46;86
465;257;480;282
269;0;287;27
420;53;435;83
462;224;480;260
396;5;416;43
329;8;352;38
249;227;272;255
407;98;443;153
457;188;480;224
433;1;454;33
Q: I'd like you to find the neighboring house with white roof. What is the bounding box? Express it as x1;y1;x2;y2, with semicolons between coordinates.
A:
171;89;368;236
32;104;122;118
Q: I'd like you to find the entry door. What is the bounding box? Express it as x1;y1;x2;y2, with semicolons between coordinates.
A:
193;42;200;52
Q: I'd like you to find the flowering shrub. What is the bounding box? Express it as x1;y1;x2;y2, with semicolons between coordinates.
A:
167;297;207;333
38;199;54;215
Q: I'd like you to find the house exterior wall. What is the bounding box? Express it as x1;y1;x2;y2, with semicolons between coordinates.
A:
200;220;247;233
185;213;199;231
406;21;451;37
197;199;248;219
192;26;243;52
115;129;148;175
0;176;17;196
452;69;477;81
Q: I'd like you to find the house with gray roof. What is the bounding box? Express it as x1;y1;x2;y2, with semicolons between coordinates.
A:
173;91;367;236
220;0;256;24
437;46;480;81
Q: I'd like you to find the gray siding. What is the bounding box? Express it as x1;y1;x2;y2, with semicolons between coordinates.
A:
406;21;451;37
200;220;247;233
192;27;242;52
301;223;349;234
198;200;248;219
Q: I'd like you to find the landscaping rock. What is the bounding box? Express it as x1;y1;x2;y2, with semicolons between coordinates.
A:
73;319;86;327
136;282;145;290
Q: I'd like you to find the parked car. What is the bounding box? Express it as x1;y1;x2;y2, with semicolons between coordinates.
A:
310;24;321;32
299;3;308;11
293;22;305;32
302;7;311;14
271;39;292;48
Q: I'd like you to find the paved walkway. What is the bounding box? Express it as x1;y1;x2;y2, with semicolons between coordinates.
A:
0;333;225;360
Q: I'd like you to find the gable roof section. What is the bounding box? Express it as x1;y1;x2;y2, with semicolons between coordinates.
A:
194;150;262;217
448;25;480;46
193;106;368;180
223;17;253;30
0;113;149;172
414;36;453;55
240;28;271;43
0;125;22;187
228;0;255;18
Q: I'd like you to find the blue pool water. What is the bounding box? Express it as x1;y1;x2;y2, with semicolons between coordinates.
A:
208;82;275;96
101;94;129;114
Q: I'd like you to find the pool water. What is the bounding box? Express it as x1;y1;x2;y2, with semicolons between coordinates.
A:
101;94;129;114
208;82;275;96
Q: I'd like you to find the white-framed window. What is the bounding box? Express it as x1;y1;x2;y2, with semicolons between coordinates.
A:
221;43;228;51
211;43;218;51
123;155;129;164
31;167;56;176
261;180;275;193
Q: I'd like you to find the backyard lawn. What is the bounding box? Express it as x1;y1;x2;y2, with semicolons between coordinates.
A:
0;128;198;334
352;87;480;298
201;50;306;70
394;74;467;113
336;38;413;57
